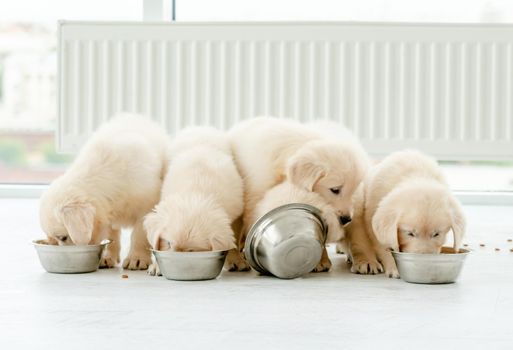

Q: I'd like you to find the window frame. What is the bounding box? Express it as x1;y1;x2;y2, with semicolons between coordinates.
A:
143;0;175;21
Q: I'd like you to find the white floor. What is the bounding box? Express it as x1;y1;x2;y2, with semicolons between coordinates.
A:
1;199;513;350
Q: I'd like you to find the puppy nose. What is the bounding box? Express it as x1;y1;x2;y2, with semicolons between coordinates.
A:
339;215;352;226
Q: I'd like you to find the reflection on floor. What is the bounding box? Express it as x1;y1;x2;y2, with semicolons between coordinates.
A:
1;199;512;349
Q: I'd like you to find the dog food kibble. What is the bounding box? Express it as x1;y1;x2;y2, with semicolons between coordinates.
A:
480;243;485;247
508;239;512;243
121;274;128;279
463;244;469;247
495;248;500;252
510;248;513;252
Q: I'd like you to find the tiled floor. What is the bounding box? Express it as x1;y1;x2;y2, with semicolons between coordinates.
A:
1;199;513;349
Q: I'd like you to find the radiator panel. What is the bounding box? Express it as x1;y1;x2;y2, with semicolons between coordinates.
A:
58;22;513;159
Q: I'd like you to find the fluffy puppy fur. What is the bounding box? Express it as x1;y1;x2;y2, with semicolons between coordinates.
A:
366;150;465;254
337;150;465;278
143;127;244;275
229;117;370;271
39;113;169;269
343;150;466;278
252;181;346;272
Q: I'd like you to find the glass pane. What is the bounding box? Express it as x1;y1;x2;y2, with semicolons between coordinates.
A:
177;0;513;192
177;0;513;22
441;162;513;192
0;0;141;184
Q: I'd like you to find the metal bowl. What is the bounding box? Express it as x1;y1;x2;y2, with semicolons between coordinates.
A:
392;247;470;284
244;203;327;279
33;239;110;274
152;249;228;281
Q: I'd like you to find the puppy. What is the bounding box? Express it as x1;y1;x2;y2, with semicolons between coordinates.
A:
252;181;346;272
366;150;465;254
39;113;169;269
229;117;370;271
143;127;243;275
344;150;466;278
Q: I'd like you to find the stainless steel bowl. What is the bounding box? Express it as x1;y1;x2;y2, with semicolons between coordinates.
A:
33;239;110;274
244;203;327;279
392;247;470;284
152;249;228;281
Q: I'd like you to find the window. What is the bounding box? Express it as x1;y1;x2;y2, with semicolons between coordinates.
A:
177;0;513;22
1;0;512;193
0;0;141;184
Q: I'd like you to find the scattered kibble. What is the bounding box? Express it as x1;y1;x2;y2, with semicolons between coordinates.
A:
510;248;513;252
495;248;501;252
508;239;512;243
480;243;485;247
463;244;469;247
121;274;128;279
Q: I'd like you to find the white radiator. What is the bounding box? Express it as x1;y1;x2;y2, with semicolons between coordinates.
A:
58;22;513;159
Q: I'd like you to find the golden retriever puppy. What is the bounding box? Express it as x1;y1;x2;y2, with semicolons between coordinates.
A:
252;181;346;272
366;150;465;254
39;114;169;270
229;117;370;271
143;127;243;275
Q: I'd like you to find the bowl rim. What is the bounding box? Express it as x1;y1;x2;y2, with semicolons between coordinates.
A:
32;239;112;248
391;247;470;257
151;249;229;256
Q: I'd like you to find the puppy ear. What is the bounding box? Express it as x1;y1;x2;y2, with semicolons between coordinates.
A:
448;196;466;252
59;202;95;245
324;209;345;242
372;203;399;251
143;212;163;250
287;153;326;191
210;231;236;251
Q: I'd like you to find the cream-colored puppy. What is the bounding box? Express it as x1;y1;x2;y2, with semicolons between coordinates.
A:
252;181;346;272
229;117;370;271
367;150;465;254
346;150;466;278
344;151;466;278
39;114;169;269
144;127;243;275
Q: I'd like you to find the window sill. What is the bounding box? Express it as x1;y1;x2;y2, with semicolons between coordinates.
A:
1;184;512;205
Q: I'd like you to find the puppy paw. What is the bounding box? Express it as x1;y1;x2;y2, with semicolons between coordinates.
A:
335;243;346;255
99;256;118;268
147;263;162;276
122;254;151;270
226;259;251;272
225;249;250;271
377;250;400;278
312;256;332;273
351;253;384;275
385;267;400;279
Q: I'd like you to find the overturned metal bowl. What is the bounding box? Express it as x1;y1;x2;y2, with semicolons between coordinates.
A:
244;203;327;279
152;249;228;281
33;239;110;274
392;247;470;284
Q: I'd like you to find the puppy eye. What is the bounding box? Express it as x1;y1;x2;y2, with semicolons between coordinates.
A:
56;235;68;242
432;232;440;238
407;232;415;238
330;187;341;195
